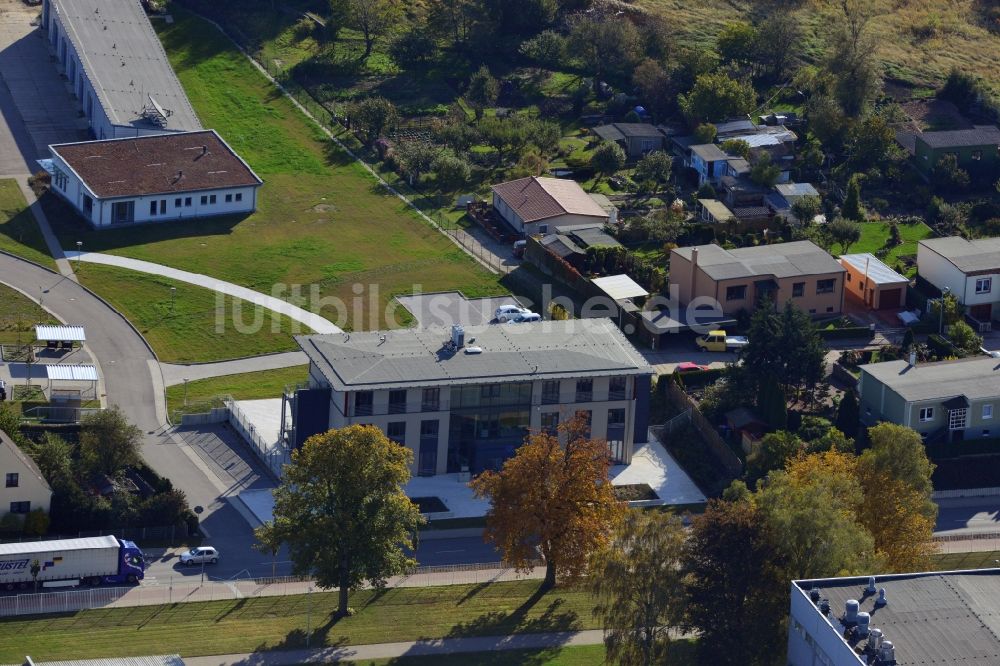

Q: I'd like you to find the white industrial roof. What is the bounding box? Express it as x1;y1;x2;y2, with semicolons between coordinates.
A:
31;656;184;666
591;274;650;301
35;325;86;342
839;253;909;285
45;365;99;382
0;535;119;557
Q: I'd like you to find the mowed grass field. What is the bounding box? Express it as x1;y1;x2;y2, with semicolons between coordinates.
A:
50;9;501;333
638;0;1000;95
0;283;57;345
0;179;56;271
849;220;934;267
166;364;308;417
0;580;599;662
75;264;304;363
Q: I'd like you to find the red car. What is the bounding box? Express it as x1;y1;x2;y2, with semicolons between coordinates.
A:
675;362;710;373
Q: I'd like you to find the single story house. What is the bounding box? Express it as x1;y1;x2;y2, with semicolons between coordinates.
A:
591;123;667;158
1;430;53;516
45;130;263;228
859;357;1000;443
670;241;846;316
918;236;1000;325
903;125;1000;178
838;253;909;310
690;144;732;186
768;182;819;217
492;176;609;236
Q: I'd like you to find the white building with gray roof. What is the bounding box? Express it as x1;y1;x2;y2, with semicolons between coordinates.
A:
918;236;1000;325
290;319;654;477
42;0;202;141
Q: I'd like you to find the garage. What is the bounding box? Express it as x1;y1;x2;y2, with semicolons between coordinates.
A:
878;287;903;310
838;253;910;312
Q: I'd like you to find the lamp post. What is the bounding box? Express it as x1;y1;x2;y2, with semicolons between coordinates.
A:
170;286;177;315
306;585;314;648
75;241;82;269
183;378;189;407
939;287;951;335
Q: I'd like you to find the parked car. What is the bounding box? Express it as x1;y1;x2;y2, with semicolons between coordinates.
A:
695;330;749;352
179;547;220;566
495;305;531;322
513;240;527;258
675;362;710;372
508;313;542;323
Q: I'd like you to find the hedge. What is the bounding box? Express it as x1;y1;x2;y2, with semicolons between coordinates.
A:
673;367;728;388
818;326;876;340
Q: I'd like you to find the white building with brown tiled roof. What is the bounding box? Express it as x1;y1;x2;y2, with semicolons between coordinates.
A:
491;176;610;236
1;430;52;517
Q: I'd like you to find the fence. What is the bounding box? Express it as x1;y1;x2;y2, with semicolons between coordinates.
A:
663;381;743;477
225;397;290;480
0;563;544;618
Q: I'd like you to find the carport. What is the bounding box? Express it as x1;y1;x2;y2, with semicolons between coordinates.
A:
45;364;98;401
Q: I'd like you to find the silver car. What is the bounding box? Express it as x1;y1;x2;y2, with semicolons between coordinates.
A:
179;546;219;566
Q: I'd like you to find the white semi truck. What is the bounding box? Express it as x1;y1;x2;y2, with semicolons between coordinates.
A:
0;535;145;590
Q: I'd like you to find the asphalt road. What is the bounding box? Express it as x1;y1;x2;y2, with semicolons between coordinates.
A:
934;497;1000;536
415;536;500;567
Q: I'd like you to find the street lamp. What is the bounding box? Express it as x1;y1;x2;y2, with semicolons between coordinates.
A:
183;378;189;407
75;241;82;269
170;286;177;315
939;287;951;335
306;585;314;648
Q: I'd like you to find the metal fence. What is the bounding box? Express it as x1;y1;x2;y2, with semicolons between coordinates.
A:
0;563;543;618
225;397;290;480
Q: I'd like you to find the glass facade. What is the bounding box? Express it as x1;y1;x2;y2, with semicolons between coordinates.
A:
447;382;532;474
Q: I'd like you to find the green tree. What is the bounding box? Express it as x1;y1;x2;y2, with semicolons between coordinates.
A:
591;141;626;186
633;150;673;192
826;0;881;117
79;406;142;478
741;301;826;398
757;375;788;431
949;319;983;355
519;30;566;66
848;113;897;167
339;0;403;58
266;425;422;618
433;153;472;192
828;216;862;253
684;499;787;666
746;430;802;488
693;123;717;144
389;29;436;66
466;65;499;121
835;389;860;439
31;432;73;485
790;195;822;226
252;520;284;579
426;0;477;49
679;72;756;124
720;138;751;160
842;174;864;220
350;96;399;144
756;12;802;81
569;16;642;89
929;291;962;329
932;153;971;193
392;140;440;184
716;21;758;65
806;427;855;455
23;509;50;537
589;510;687;666
749;152;781;187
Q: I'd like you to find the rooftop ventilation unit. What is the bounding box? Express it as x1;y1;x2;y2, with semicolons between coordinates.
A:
844;599;860;625
855;612;870;638
451;325;465;349
874;640;896;665
809;588;821;604
866;627;883;653
464;346;483;355
876;588;888;607
866;577;877;594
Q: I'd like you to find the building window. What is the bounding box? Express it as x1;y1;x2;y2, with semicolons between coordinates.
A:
846;273;852;283
9;501;29;514
160;199;166;215
792;282;804;297
175;198;182;208
984;404;993;420
576;379;593;403
387;421;406;444
5;473;18;488
919;407;934;422
826;306;834;313
150;200;157;216
816;279;836;294
726;285;747;301
541;411;559;434
971;150;982;161
422;387;440;411
609;376;626;400
480;385;501;399
209;194;217;204
354;391;373;417
608;408;625;425
949;408;968;431
225;193;233;203
976;278;992;294
53;168;68;190
541;380;560;404
201;195;208;205
809;308;816;314
388;390;407;414
185;197;192;207
235;193;243;202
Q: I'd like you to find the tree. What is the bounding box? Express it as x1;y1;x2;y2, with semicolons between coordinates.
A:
590;142;626;187
949;320;983;355
716;21;758;65
828;216;862;253
79;406;142;478
253;520;283;579
842;174;864;220
790;195;822;226
632;59;673;118
929;291;962;329
568;16;642;89
519;30;566;67
741;300;826;398
806;427;855;455
848;113;897;168
693;123;717;144
471;416;625;589
589;510;687;666
756;12;802;81
857;424;937;571
757;375;788;431
749;152;781;187
32;431;73;485
633;150;672;192
23;509;50;537
389;29;436;66
932;153;971;193
433;153;472;192
267;425;422;618
340;0;403;58
835;389;860;439
746;430;802;488
350;96;399;144
679;72;756;124
392;140;440;184
427;0;477;49
720;138;751;160
466;65;499;121
826;1;881;117
684;499;787;666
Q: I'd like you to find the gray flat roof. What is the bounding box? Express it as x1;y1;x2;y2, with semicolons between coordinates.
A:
50;0;201;132
860;357;1000;402
796;570;1000;665
32;656;184;666
690;143;729;162
919;236;1000;274
839;253;909;285
298;319;653;392
915;125;1000;149
775;182;819;199
673;241;844;281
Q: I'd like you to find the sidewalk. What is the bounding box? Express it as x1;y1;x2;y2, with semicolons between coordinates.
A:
160;351;308;386
184;630;606;665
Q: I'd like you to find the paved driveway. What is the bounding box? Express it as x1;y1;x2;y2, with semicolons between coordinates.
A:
0;1;88;173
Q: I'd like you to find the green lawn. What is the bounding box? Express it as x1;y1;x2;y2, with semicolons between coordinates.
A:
366;641;698;665
932;550;1000;572
48;8;501;334
0;283;57;345
75;264;304;363
845;221;934;268
0;179;56;271
0;580;599;662
166;365;308;418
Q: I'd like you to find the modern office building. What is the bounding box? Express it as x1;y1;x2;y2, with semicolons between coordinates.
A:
290;319;654;477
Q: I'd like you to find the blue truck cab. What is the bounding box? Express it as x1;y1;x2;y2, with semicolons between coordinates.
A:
113;539;146;584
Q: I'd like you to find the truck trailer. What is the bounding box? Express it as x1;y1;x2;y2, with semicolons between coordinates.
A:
0;535;145;590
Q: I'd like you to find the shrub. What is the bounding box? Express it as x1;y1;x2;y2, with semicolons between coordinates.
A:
22;509;50;536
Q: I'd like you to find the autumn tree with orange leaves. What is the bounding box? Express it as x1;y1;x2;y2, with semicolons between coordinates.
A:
471;415;625;589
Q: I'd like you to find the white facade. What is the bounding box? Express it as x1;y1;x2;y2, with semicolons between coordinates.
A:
48;152;259;228
918;243;1000;316
1;433;52;517
787;583;865;666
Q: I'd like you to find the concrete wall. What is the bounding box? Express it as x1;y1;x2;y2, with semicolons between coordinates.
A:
0;437;52;515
